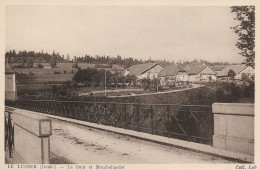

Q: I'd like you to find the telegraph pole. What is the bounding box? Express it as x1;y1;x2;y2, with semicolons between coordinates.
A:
105;69;107;96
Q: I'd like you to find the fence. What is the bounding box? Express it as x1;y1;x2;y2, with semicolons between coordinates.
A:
7;100;213;145
5;110;14;158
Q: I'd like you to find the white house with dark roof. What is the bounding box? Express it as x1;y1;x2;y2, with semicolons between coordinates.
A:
124;62;165;80
158;64;188;85
185;62;217;82
217;64;254;80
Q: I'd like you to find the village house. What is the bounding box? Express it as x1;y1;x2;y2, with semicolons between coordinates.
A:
157;64;188;85
124;62;165;80
217;64;254;81
211;65;226;74
96;64;125;75
185;62;217;82
110;64;125;75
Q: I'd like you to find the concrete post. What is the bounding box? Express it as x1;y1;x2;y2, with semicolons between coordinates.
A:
212;103;254;155
7;107;52;164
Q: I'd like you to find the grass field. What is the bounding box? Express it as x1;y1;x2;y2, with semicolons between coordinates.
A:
13;62;96;84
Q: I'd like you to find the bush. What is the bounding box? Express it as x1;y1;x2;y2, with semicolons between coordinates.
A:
215;88;225;102
54;71;61;74
37;63;44;68
14;65;26;68
243;82;254;98
205;91;216;105
234;85;242;97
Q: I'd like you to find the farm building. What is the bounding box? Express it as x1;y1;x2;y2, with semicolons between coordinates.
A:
217;64;254;81
5;62;17;101
96;64;125;75
158;64;188;85
185;63;217;82
110;64;124;75
124;62;165;80
211;65;226;74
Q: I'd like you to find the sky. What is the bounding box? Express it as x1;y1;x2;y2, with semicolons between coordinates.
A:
6;6;244;63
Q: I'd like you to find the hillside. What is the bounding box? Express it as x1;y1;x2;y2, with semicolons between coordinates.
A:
70;82;254;105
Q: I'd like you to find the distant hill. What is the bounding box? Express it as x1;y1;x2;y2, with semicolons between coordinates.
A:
6;49;236;69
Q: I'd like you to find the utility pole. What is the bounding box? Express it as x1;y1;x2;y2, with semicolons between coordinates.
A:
105;69;107;96
157;79;159;92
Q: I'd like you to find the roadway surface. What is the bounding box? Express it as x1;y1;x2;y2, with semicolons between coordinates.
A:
107;84;204;98
50;119;234;164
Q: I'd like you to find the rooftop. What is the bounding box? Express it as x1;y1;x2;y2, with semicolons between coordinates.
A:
158;64;185;77
126;62;164;76
185;64;207;75
217;64;248;77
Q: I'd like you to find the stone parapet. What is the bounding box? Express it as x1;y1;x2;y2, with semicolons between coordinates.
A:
212;103;254;156
6;107;52;164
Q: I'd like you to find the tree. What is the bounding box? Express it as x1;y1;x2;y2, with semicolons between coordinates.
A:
241;73;250;82
228;69;236;80
124;75;137;86
118;76;126;88
73;69;95;85
49;56;57;68
37;62;44;68
208;75;212;82
72;62;80;69
231;6;255;68
141;78;151;91
72;68;111;88
26;58;34;68
151;78;160;91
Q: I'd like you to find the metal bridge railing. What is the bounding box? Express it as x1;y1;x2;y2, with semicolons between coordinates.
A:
5;110;14;158
7;100;213;145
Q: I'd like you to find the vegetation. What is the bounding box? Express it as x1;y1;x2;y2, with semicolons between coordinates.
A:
141;78;161;91
6;50;236;69
17;80;254;105
37;62;44;68
227;69;236;80
5;50;65;65
231;6;255;68
49;56;57;68
26;58;34;68
72;68;137;89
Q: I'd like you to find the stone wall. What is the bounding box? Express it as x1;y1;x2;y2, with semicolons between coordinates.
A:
212;103;254;155
6;107;52;164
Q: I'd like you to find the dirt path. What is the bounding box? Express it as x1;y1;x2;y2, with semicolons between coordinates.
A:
50;119;233;164
107;84;204;98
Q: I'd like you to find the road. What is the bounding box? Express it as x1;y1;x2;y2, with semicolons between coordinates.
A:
50;119;233;164
107;84;204;98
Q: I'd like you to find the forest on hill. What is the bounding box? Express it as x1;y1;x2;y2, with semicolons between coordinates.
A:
5;50;233;69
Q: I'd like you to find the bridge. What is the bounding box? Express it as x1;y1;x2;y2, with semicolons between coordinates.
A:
5;100;254;164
